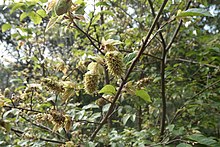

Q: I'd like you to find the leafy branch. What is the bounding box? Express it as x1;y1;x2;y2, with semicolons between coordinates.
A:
90;0;169;140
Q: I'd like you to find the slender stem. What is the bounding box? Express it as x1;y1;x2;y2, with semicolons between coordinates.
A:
148;0;166;48
30;89;34;110
119;49;162;60
191;79;220;99
3;105;42;113
137;106;142;131
20;115;66;140
170;58;220;68
68;13;104;55
160;48;166;137
10;94;16;108
11;128;65;144
159;1;192;137
90;0;169;140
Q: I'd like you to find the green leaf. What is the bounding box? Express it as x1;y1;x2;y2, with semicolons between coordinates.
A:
10;3;25;14
45;15;63;32
122;114;131;125
123;51;137;65
99;10;115;16
135;90;152;103
36;9;47;18
197;0;208;6
96;2;111;7
40;0;48;3
99;85;116;95
1;23;12;32
28;11;42;24
177;8;213;18
20;12;28;21
187;134;217;146
166;124;175;132
176;143;192;147
75;0;84;4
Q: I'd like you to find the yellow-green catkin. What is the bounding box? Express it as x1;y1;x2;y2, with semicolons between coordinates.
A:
42;78;64;93
105;51;124;77
84;72;99;94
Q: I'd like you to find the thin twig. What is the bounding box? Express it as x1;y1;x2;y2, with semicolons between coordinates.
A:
3;105;42;113
68;13;104;55
30;90;34;110
75;119;101;125
148;0;166;48
169;58;220;69
11;128;65;144
119;49;162;60
191;79;220;99
20;115;66;140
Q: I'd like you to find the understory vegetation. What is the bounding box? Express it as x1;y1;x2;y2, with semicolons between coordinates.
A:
0;0;220;146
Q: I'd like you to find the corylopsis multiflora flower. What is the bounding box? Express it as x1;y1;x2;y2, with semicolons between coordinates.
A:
105;51;124;77
84;71;99;94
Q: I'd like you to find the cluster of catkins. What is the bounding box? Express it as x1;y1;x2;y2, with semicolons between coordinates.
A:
84;44;124;94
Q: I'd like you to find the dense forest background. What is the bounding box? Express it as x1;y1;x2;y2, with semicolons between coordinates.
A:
0;0;220;146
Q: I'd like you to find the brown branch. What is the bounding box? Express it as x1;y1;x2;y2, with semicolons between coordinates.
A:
75;119;101;125
165;1;192;52
68;13;104;55
20;115;66;140
148;0;166;48
3;105;42;113
191;79;220;99
119;49;162;60
159;0;192;138
11;128;65;144
170;58;220;68
90;0;169;141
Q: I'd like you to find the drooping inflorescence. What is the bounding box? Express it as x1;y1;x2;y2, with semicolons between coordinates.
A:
105;51;124;77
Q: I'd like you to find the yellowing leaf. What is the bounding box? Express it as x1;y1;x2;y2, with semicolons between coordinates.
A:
0;100;5;107
102;38;122;46
10;3;25;14
45;15;63;32
46;0;56;13
52;123;60;132
62;88;75;102
64;116;72;132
